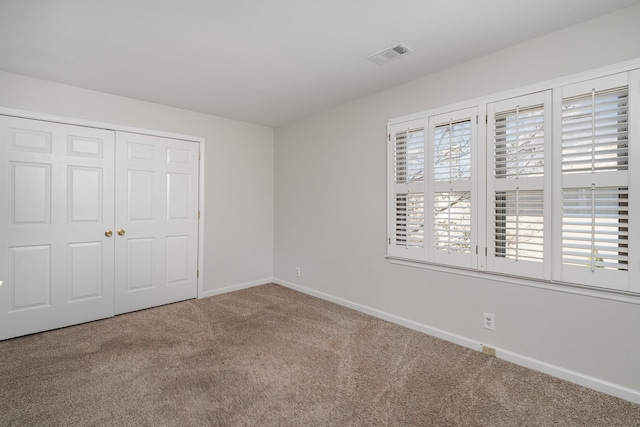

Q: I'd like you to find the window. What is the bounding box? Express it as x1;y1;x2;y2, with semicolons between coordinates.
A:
553;73;632;290
486;91;551;279
387;67;640;294
388;119;426;260
429;108;477;268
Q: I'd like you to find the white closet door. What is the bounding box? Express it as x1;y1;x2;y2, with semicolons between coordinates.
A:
0;116;115;340
114;132;199;314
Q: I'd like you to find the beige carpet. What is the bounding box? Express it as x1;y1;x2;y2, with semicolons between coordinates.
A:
0;283;638;426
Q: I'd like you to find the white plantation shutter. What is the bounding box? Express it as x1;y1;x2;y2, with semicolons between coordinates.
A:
387;65;639;294
554;72;634;290
487;91;551;279
388;119;426;260
429;108;477;268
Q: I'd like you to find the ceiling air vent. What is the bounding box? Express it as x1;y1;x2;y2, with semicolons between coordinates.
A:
367;43;412;65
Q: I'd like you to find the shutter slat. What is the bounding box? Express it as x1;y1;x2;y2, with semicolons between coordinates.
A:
562;148;628;160
563;108;627;122
561;128;628;142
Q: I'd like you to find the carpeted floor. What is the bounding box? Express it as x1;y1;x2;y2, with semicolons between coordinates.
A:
0;283;638;426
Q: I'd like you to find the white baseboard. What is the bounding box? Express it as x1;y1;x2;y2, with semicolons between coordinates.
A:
273;277;640;405
199;277;273;299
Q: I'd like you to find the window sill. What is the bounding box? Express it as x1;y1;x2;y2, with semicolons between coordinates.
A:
386;256;640;305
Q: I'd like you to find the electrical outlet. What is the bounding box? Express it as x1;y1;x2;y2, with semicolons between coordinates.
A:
295;267;301;277
482;345;496;357
483;312;495;330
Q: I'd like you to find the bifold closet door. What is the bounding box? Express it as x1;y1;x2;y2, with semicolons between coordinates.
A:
0;116;115;340
114;132;199;315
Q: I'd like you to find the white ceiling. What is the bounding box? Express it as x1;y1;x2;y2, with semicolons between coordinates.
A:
0;0;639;127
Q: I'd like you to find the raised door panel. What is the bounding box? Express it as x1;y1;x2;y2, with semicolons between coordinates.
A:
0;116;115;340
9;245;51;310
126;238;155;291
167;173;189;220
9;127;52;153
67;135;103;158
11;162;51;224
68;166;103;223
128;170;155;221
68;242;103;301
166;235;189;285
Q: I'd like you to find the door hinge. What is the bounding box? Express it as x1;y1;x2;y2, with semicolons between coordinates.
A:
485;247;488;256
198;210;200;219
475;245;478;254
388;237;391;245
485;115;488;124
476;115;478;124
197;269;200;278
198;151;201;161
388;133;391;141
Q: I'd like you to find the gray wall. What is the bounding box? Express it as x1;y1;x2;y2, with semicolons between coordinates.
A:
274;5;640;391
0;70;274;293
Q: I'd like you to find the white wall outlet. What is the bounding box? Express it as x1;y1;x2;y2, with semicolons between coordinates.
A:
295;267;301;277
483;312;495;330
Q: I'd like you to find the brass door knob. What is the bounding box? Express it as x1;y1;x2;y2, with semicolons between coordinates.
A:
117;229;126;236
105;230;113;237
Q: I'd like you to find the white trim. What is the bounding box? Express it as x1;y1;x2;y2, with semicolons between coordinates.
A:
197;136;206;298
273;277;640;405
0;106;201;142
497;348;640;405
199;278;272;299
628;68;640;294
388;257;640;305
274;278;480;350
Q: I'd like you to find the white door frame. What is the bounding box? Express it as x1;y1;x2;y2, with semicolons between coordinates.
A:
0;106;206;299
